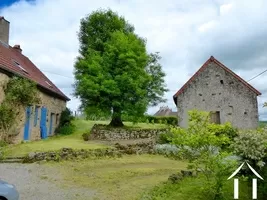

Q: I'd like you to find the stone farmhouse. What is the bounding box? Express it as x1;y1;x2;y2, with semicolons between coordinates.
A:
173;56;261;129
0;17;70;143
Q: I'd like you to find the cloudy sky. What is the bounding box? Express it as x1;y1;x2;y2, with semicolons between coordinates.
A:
0;0;266;120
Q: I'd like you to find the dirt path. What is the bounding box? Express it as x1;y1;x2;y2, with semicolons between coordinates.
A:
0;163;95;200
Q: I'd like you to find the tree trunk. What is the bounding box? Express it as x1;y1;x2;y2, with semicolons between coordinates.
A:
109;107;124;127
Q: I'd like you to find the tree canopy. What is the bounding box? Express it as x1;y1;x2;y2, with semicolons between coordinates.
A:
74;9;168;126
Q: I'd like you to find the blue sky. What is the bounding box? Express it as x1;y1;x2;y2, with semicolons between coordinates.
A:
0;0;34;8
0;0;266;119
0;0;19;8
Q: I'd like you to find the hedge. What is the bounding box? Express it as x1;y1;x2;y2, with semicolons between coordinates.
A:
144;115;178;125
122;114;178;125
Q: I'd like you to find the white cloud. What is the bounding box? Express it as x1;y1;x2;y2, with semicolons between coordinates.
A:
220;3;233;15
198;20;217;33
0;0;266;120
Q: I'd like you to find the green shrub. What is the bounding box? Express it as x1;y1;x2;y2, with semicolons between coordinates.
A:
55;108;75;135
122;114;178;125
59;108;74;126
231;130;267;198
207;122;238;139
56;123;76;135
0;140;8;147
143;115;178;125
231;130;267;166
168;110;235;200
82;132;90;141
157;132;174;144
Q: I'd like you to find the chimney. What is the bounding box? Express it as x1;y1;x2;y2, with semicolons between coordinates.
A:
0;16;10;45
13;44;22;53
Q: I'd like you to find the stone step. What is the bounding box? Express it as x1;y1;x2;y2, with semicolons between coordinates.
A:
0;159;23;163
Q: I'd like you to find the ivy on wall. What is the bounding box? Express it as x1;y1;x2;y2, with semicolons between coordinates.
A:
0;77;40;142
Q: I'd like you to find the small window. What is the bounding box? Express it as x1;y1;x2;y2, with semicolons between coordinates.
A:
210;111;221;124
13;60;28;74
45;81;52;88
220;80;224;84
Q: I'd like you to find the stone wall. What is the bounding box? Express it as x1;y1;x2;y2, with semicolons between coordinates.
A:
23;142;157;163
176;61;259;129
87;124;168;141
23;148;123;163
0;71;67;143
29;92;66;141
114;141;155;154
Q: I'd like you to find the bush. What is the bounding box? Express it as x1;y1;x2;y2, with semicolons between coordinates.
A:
82;132;90;141
55;108;75;135
0;140;8;147
207;122;238;140
157;132;174;144
56;123;76;135
153;144;180;157
145;115;178;125
58;108;74;126
121;114;178;125
231;130;267;166
231;130;267;198
166;110;236;199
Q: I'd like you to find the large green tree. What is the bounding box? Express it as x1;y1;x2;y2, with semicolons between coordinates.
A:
74;9;168;127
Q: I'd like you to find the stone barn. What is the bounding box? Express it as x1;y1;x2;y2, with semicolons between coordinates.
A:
173;56;261;129
0;17;70;143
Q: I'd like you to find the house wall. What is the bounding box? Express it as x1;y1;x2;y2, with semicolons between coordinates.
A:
0;72;67;143
0;73;9;103
28;92;66;141
176;62;259;129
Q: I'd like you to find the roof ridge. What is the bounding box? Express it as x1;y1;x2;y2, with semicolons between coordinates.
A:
173;56;261;101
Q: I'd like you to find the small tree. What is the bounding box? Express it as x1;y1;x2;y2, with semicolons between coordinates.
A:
74;9;168;127
169;110;237;200
0;77;39;141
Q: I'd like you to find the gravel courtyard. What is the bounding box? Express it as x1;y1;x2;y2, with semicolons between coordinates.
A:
0;163;95;200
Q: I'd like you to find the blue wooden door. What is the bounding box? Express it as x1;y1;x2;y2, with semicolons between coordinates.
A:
49;113;54;136
23;106;31;140
40;107;47;139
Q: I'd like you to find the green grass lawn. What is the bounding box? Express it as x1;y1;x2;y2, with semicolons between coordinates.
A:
3;119;168;157
141;175;251;200
48;154;187;200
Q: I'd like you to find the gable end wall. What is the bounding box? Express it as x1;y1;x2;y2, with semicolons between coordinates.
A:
176;62;259;129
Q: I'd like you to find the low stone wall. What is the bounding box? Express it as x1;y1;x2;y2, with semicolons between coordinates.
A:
87;124;168;141
23;147;123;163
114;141;155;154
23;141;157;163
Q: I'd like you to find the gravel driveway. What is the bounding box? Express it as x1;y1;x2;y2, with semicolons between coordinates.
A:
0;163;95;200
